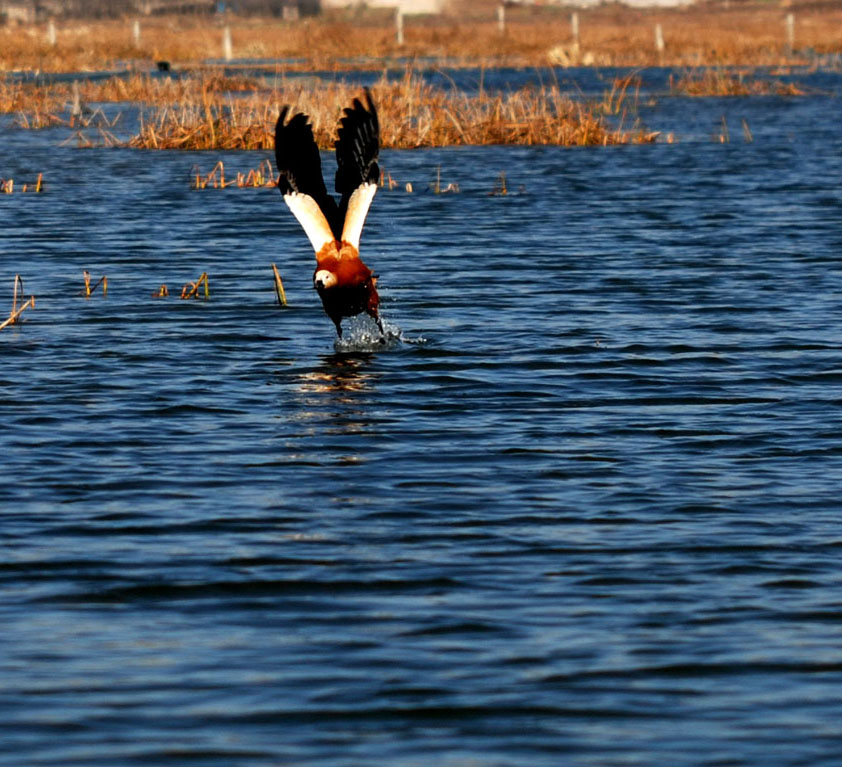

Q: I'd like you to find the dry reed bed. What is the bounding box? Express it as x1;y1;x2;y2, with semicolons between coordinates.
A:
0;4;840;73
2;66;814;146
1;66;810;120
670;68;807;96
127;75;656;149
7;75;646;147
0;73;259;115
3;73;650;147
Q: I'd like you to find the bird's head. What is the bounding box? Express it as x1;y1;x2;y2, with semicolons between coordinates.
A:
314;269;338;293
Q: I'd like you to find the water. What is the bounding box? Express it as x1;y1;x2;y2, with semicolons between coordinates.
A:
2;74;842;766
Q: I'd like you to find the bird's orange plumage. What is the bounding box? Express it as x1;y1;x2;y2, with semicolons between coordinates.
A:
314;241;380;332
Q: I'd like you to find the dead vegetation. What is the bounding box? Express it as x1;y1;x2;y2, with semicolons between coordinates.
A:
0;275;35;331
0;4;833;150
0;4;839;72
1;174;43;193
669;68;808;96
2;70;656;148
127;72;657;149
191;159;276;188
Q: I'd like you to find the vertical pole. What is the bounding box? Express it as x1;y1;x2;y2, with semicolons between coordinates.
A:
132;19;141;46
223;25;233;60
71;80;81;120
497;3;505;35
571;11;579;55
47;19;56;46
396;8;404;46
654;23;664;61
785;12;795;56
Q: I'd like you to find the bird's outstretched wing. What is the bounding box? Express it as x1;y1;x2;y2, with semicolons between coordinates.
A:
275;105;341;249
334;89;380;249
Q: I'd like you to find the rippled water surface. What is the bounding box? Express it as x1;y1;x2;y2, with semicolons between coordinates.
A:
2;72;842;766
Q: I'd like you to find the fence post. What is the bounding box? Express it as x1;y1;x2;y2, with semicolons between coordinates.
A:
396;8;404;46
132;19;141;46
223;25;233;60
785;12;795;55
571;11;579;54
654;23;664;61
47;19;56;46
497;3;505;34
71;80;81;119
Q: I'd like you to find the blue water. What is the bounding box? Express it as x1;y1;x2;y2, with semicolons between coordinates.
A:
2;74;842;766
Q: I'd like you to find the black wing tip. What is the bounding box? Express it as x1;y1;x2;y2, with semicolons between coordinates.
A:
275;107;316;196
335;89;380;193
362;86;378;121
338;89;379;137
275;109;311;139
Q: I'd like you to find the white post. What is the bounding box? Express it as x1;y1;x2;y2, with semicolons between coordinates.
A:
654;23;664;59
223;25;233;60
785;12;795;55
132;19;141;46
47;19;56;46
71;80;82;119
395;8;404;46
571;11;579;54
497;3;505;35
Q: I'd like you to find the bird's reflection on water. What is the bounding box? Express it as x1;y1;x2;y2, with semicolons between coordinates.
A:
282;353;382;468
278;352;379;447
296;352;377;399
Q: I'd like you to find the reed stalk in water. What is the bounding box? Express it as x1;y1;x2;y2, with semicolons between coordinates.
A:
1;275;35;331
670;68;807;96
80;271;108;297
181;272;209;299
272;264;287;307
192;159;276;189
0;174;44;193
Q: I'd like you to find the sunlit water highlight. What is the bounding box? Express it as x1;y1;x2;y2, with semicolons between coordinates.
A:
2;71;842;766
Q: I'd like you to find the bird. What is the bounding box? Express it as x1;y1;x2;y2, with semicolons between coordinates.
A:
274;89;384;339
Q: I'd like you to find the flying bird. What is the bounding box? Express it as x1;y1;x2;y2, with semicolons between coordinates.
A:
274;89;384;339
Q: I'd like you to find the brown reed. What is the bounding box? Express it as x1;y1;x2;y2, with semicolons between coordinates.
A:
191;159;276;189
670;68;807;97
181;272;209;299
271;264;287;307
1;174;43;193
1;60;811;149
127;73;657;150
1;275;35;331
80;271;108;297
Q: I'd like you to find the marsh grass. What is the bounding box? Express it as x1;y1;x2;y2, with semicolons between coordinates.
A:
670;68;807;96
2;64;812;148
125;72;657;149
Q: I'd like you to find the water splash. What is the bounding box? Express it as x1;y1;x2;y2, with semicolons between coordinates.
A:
332;316;425;352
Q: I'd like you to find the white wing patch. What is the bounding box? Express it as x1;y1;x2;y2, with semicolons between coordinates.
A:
341;183;377;250
283;192;335;253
